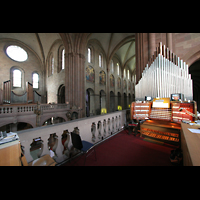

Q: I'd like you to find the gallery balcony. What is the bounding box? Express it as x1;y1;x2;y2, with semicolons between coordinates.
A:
16;109;127;165
0;103;81;130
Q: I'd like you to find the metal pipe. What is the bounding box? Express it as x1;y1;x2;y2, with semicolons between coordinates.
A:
135;43;193;101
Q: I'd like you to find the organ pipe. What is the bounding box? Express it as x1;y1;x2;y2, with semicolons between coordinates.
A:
135;42;193;101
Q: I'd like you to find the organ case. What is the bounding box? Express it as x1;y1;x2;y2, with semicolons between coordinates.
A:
132;41;196;145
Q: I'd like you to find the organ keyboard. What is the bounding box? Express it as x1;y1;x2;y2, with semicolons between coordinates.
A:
130;100;197;145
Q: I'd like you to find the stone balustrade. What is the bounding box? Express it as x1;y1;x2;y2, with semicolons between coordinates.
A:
0;103;80;128
17;110;126;164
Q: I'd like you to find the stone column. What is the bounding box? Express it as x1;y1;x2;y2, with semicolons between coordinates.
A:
135;33;140;84
121;70;124;110
136;33;147;83
65;52;86;118
148;33;156;60
106;62;110;113
65;52;73;105
77;53;86;118
166;33;173;51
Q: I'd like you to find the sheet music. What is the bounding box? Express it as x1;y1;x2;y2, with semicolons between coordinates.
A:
0;132;19;145
188;129;200;134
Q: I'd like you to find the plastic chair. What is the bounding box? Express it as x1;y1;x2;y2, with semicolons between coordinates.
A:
71;132;96;165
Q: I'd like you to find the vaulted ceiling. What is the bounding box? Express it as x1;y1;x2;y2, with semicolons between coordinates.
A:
0;33;136;73
88;33;135;73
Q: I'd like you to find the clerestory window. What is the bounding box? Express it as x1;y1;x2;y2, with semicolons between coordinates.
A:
32;72;39;89
13;69;22;87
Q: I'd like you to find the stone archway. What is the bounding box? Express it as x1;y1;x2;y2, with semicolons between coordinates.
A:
86;88;95;117
110;91;115;113
118;92;121;108
124;93;128;109
57;84;65;104
100;90;106;114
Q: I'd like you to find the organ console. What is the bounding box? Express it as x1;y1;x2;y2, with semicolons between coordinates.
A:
131;99;197;123
131;42;197;146
131;99;197;145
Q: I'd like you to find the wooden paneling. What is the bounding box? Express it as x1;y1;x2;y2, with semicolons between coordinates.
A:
0;141;21;166
181;122;200;166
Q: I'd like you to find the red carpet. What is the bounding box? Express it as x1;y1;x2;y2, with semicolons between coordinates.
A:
63;130;176;166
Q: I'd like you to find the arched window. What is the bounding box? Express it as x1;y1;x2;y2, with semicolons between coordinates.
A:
51;56;54;74
111;60;114;73
127;70;130;80
88;48;91;63
62;49;65;70
58;46;65;73
49;53;54;76
99;54;102;68
32;72;39;89
13;69;22;87
117;63;120;76
124;69;126;78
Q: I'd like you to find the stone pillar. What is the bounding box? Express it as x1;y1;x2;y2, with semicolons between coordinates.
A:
136;33;147;83
34;102;41;127
106;62;110;113
121;70;124;109
65;52;86;118
65;52;73;105
135;33;140;84
148;33;156;60
166;33;173;51
77;53;86;118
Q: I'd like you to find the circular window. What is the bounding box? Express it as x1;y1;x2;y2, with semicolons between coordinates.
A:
6;45;28;62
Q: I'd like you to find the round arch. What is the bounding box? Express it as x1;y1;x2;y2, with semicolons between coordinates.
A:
86;88;95;117
110;91;115;113
117;92;122;109
100;90;106;114
17;122;33;131
41;116;66;126
0;122;33;132
124;92;128;109
57;84;65;104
